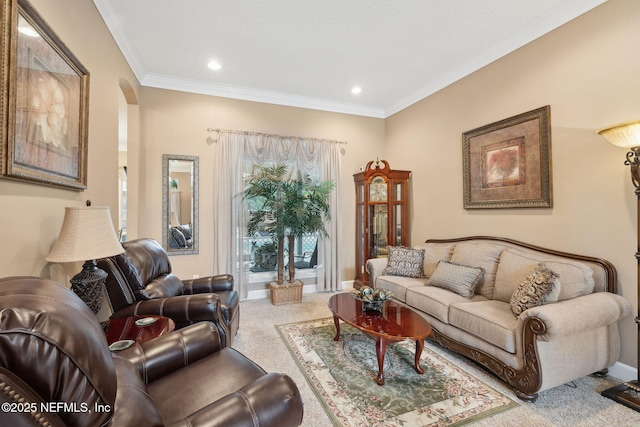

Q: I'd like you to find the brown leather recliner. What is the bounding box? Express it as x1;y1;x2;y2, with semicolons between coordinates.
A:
0;276;303;426
97;238;239;347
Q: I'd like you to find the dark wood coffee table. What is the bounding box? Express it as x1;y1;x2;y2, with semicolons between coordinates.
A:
328;292;432;385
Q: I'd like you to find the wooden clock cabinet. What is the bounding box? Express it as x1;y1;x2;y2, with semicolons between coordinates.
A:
353;159;411;288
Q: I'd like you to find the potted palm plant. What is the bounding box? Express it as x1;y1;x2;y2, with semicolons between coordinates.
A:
242;164;334;304
283;173;334;283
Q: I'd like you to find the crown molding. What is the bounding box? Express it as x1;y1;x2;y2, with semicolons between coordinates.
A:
93;0;146;79
96;0;606;119
141;73;387;118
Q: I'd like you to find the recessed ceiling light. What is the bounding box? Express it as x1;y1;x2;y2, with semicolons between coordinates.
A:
351;86;362;94
208;60;222;71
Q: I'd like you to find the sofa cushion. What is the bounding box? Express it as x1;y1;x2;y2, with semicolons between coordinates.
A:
551;260;595;301
426;261;484;299
414;243;455;277
510;263;559;316
449;300;518;353
450;242;504;299
406;285;488;324
382;246;425;278
494;249;594;303
375;275;426;302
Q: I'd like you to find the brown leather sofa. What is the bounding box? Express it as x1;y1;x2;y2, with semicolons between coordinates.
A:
98;238;239;347
0;276;303;426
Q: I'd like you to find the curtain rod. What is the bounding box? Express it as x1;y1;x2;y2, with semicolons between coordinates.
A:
206;128;347;145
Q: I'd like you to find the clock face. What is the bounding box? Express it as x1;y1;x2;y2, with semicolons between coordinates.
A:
369;177;387;202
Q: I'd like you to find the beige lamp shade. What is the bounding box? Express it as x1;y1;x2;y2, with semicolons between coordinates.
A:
597;120;640;148
47;206;124;263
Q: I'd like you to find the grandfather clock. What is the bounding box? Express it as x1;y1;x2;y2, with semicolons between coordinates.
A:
353;159;411;288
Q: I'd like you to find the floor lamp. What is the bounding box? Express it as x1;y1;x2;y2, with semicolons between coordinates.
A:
46;204;124;314
598;120;640;411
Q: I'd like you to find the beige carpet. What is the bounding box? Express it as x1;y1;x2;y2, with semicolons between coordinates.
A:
231;291;640;427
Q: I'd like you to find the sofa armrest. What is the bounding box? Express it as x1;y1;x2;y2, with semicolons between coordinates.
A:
519;292;632;340
166;373;304;427
111;293;222;323
366;258;388;288
181;274;234;294
118;322;222;383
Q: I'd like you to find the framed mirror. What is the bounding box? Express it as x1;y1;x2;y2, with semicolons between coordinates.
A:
162;154;199;255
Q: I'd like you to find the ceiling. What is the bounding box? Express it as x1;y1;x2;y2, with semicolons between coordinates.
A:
94;0;606;118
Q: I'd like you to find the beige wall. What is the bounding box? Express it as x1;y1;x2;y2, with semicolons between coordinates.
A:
386;0;639;368
0;0;637;371
0;0;139;290
139;88;386;278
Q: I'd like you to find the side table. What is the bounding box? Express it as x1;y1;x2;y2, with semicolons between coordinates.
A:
103;315;175;348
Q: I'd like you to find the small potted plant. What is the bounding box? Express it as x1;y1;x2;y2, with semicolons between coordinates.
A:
169;178;179;190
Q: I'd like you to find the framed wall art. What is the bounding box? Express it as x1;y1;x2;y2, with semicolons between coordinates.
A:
462;105;552;209
1;0;89;190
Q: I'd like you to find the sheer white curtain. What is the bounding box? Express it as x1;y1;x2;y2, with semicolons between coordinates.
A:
212;132;247;296
317;141;342;292
212;130;343;299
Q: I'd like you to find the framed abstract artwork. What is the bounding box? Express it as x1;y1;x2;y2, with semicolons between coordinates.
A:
462;106;552;209
1;0;89;190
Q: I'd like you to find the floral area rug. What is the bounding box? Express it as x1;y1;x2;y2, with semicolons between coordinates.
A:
277;317;517;426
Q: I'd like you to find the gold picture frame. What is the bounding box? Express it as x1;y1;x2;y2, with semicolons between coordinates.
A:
1;0;89;190
463;106;552;209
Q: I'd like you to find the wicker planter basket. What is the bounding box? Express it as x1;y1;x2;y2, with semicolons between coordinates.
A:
270;281;303;305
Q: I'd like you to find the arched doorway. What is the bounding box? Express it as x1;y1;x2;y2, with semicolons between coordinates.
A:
118;79;140;241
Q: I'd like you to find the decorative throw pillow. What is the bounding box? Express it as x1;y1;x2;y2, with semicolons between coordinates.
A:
170;227;187;248
178;224;193;240
510;263;559;316
425;261;484;299
382;246;426;278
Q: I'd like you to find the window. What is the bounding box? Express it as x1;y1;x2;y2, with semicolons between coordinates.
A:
241;159;320;278
212;130;343;298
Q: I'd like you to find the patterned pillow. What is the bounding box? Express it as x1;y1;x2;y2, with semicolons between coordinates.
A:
510;263;559;316
426;261;484;299
170;227;187;248
382;246;426;278
177;224;192;240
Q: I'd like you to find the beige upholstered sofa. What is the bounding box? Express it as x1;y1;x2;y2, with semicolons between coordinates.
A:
366;236;632;402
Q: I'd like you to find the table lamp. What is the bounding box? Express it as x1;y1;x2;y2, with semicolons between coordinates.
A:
47;204;124;314
597;119;640;411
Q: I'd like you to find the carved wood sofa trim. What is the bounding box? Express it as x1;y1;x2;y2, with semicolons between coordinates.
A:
429;316;544;402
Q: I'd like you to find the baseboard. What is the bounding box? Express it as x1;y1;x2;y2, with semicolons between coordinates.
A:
246;280;353;300
342;280;354;290
608;361;638;382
